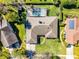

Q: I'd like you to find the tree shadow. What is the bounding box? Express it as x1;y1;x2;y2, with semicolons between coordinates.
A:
51;55;60;59
25;50;35;58
58;19;60;40
0;41;3;51
63;4;76;9
25;20;32;29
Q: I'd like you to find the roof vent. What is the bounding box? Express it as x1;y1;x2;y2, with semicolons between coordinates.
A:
39;21;42;24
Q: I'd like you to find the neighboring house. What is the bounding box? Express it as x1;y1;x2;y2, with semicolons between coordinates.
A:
26;7;58;44
65;17;79;44
27;7;47;17
0;17;20;48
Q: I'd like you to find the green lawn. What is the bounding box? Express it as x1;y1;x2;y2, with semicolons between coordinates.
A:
15;23;26;41
63;9;79;18
26;0;54;3
34;5;59;16
0;0;14;4
36;39;66;55
0;48;10;59
74;46;79;59
36;26;66;55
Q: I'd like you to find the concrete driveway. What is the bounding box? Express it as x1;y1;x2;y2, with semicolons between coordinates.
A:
66;45;74;59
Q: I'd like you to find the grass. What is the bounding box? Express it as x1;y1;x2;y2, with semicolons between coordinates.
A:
15;23;26;41
36;39;66;55
10;23;26;58
63;8;79;18
0;48;10;59
26;0;54;3
1;0;79;58
40;37;46;45
74;46;79;59
0;0;14;4
34;5;59;16
5;11;18;22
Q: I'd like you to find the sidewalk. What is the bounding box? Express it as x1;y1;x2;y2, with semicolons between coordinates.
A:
26;44;36;51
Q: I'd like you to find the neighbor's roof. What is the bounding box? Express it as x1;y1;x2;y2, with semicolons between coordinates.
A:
1;27;18;47
0;18;18;47
65;17;79;44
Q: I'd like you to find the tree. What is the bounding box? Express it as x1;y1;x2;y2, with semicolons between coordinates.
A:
0;3;8;15
76;0;79;8
0;48;10;59
12;41;26;58
61;0;76;8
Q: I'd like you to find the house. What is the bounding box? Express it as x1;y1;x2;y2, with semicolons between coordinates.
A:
0;16;20;48
26;7;58;44
27;7;47;17
65;17;79;44
26;8;58;43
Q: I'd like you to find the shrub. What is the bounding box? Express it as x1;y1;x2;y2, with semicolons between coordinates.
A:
61;0;76;9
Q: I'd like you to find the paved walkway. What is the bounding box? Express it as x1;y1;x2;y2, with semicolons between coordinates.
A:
9;48;17;59
66;45;74;59
26;44;36;51
26;29;36;51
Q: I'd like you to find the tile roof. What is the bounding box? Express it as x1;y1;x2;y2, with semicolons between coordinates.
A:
26;16;58;43
65;17;79;44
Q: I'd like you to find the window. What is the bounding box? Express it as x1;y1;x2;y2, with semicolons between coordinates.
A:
69;20;74;29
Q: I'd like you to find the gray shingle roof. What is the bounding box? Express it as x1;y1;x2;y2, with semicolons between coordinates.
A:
0;19;18;47
1;27;18;47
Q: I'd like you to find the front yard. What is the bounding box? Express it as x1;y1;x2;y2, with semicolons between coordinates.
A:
36;39;66;55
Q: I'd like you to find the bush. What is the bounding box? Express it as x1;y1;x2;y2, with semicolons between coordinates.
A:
0;48;10;59
76;0;79;8
49;6;59;16
61;0;76;9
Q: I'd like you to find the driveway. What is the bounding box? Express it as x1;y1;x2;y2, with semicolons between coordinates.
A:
9;48;17;59
26;29;36;51
66;45;74;59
